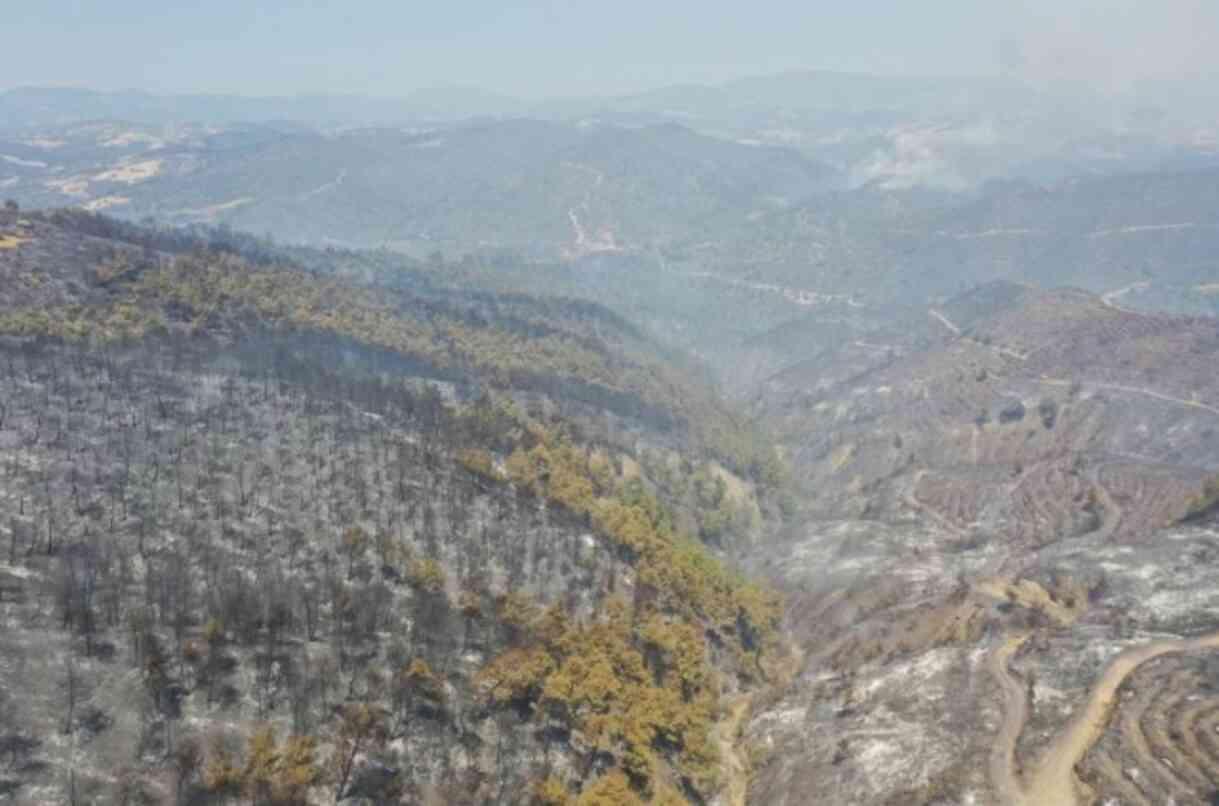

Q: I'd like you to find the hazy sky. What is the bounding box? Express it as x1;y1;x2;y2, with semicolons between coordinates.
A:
3;1;1218;98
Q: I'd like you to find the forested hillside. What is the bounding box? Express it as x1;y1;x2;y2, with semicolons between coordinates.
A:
7;74;1219;806
0;120;833;256
0;207;792;804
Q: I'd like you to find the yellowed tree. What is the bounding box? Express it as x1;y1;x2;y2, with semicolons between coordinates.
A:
202;731;242;796
273;735;320;805
574;771;644;806
532;775;572;805
242;724;280;805
327;703;385;802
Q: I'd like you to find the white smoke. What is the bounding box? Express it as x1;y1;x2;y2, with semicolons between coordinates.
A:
852;122;1003;190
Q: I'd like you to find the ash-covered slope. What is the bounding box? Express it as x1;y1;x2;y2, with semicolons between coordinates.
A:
757;281;1219;545
739;281;1219;804
0;207;787;479
0;208;793;805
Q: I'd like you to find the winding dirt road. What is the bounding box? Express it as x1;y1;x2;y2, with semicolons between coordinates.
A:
989;633;1032;806
929;309;962;336
928;308;1030;360
1100;281;1151;316
991;630;1219;806
1038;377;1219;418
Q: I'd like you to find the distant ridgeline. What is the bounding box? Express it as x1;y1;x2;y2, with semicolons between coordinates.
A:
0;206;790;804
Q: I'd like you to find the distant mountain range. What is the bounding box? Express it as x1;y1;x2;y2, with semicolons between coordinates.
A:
4;113;1219;332
6;70;1217;191
0;84;522;129
3;71;1204;131
0;117;835;254
4;71;1219;357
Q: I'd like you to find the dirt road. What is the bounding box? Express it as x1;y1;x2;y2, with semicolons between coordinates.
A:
988;633;1032;806
1038;377;1219;417
991;630;1219;805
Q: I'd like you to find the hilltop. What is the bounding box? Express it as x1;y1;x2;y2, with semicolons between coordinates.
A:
757;281;1219;544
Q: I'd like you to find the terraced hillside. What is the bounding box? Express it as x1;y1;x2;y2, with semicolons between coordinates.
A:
1075;627;1219;805
755;281;1219;545
737;279;1219;804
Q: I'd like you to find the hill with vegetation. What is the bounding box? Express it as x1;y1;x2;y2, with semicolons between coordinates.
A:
0;119;833;257
734;280;1219;804
7;91;1219;805
0;206;798;804
7;72;1211;192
